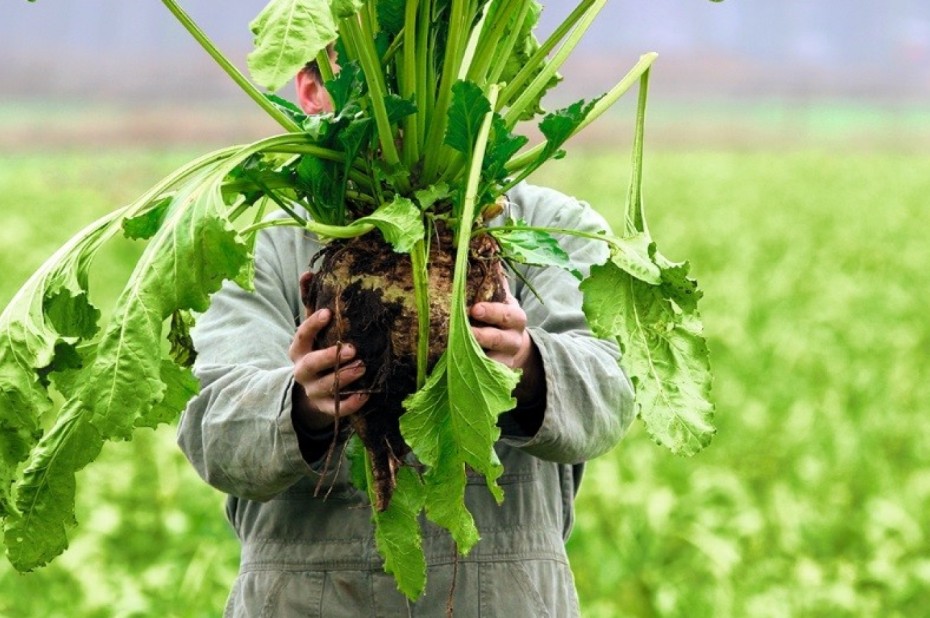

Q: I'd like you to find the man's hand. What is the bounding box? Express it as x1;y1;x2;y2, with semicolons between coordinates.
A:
470;290;545;407
289;307;369;432
470;292;533;370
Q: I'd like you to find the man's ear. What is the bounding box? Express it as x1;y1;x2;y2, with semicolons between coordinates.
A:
296;69;332;115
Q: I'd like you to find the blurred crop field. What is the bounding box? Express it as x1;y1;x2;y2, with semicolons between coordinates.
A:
1;107;929;617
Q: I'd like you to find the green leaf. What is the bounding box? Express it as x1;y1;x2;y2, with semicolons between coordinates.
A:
122;197;171;240
384;94;417;126
338;116;374;158
445;316;518;496
402;81;517;553
401;304;520;553
4;177;249;570
491;226;578;278
354;197;424;254
136;359;200;429
0;212;120;517
94;181;246;438
296;155;342;224
331;0;363;19
371;466;427;599
37;342;84;389
47;343;94;402
325;60;364;113
345;435;368;492
608;232;661;285
580;261;714;456
483;114;529;184
371;158;411;195
423;436;478;552
234;231;258;294
538;98;599;161
496;0;554;120
167;310;197;368
414;184;452;211
376;0;406;36
444;81;491;159
653;250;703;315
400;356;480;552
264;93;310;125
248;0;339;91
3;402;100;570
43;286;100;342
337;117;375;212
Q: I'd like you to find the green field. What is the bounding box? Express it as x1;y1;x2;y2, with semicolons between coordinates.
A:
1;143;928;617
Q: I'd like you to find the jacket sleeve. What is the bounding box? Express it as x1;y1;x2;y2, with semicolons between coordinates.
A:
498;183;636;464
177;222;324;502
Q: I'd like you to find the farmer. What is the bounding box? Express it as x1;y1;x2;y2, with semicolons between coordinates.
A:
177;59;635;616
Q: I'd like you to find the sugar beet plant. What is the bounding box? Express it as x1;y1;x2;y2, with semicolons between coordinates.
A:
3;0;716;598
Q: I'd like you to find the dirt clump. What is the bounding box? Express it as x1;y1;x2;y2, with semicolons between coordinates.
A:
301;223;505;510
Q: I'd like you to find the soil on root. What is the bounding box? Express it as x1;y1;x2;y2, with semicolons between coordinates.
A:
301;225;505;510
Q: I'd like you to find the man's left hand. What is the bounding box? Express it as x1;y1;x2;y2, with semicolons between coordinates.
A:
470;291;544;408
470;292;532;370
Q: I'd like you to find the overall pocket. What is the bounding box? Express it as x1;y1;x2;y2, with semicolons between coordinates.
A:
478;559;580;618
225;570;325;618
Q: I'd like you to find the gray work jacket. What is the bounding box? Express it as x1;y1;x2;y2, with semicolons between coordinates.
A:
178;183;635;617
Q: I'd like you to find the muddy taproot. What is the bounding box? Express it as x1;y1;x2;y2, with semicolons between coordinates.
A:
301;226;505;511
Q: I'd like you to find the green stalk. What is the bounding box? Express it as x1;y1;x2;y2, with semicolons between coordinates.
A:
160;0;300;134
247;178;308;227
502;0;607;129
340;15;406;190
71;146;238;248
222;171;293;197
263;144;373;190
227;198;255;223
483;0;533;86
417;0;432;156
236;133;346;161
360;447;379;524
628;68;651;235
497;0;597;110
482;224;611;245
209;133;353;227
502;52;657;181
58;148;237;265
465;0;509;85
484;223;659;282
452;85;499;287
421;0;471;181
134;145;242;213
316;47;335;83
573;53;658;137
241;217;375;240
410;240;431;388
436;0;531;187
381;30;405;67
457;0;492;82
262;143;346;162
401;0;421;168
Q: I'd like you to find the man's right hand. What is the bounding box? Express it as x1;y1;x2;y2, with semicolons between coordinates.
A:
289;307;369;432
